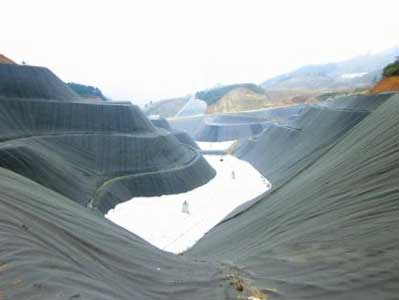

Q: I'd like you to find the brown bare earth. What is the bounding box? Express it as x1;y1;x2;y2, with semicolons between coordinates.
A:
207;87;271;114
370;76;399;94
206;88;321;114
0;54;16;64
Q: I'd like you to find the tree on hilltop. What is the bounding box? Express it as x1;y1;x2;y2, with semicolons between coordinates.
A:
382;57;399;77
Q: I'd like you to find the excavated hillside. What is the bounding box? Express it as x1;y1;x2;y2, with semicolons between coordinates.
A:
370;76;399;94
206;87;271;113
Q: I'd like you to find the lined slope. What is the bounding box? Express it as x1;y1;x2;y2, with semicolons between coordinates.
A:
1;59;398;300
195;115;267;142
169;105;305;142
189;94;399;300
0;167;225;300
0;99;215;213
0;64;81;101
0;64;215;214
234;93;394;185
150;116;200;149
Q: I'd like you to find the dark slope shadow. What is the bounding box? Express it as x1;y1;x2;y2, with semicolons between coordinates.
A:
188;94;399;300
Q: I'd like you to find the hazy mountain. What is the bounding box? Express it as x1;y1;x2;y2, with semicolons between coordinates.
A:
145;47;399;116
261;47;399;91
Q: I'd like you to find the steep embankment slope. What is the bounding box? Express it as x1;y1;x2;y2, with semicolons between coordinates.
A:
0;64;82;101
0;63;215;214
0;61;221;300
234;93;393;184
189;93;399;299
1;56;397;300
150;116;200;149
0;167;225;300
194;115;267;142
168;105;305;141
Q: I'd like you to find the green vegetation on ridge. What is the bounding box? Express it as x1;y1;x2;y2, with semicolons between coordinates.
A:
195;83;265;105
67;82;108;101
382;58;399;77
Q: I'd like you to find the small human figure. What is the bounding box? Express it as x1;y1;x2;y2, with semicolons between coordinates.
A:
231;170;236;180
182;200;190;214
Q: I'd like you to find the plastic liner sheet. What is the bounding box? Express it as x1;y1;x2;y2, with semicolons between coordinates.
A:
189;94;399;300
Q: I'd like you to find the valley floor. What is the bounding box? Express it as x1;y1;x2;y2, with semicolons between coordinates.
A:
107;144;271;253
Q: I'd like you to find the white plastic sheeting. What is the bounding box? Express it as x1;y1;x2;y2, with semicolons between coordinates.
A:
107;154;271;253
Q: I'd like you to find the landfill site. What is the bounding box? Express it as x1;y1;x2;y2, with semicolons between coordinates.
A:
0;58;398;300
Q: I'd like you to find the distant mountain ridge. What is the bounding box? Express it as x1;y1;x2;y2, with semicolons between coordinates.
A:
145;46;399;117
145;83;275;117
261;47;399;91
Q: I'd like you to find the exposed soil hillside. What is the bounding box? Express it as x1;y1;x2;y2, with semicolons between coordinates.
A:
0;54;16;64
196;83;265;106
207;87;271;113
370;76;399;94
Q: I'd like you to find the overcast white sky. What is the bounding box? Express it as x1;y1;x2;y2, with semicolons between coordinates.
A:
1;0;398;105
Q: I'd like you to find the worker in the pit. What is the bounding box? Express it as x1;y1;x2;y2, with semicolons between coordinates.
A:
182;200;190;214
